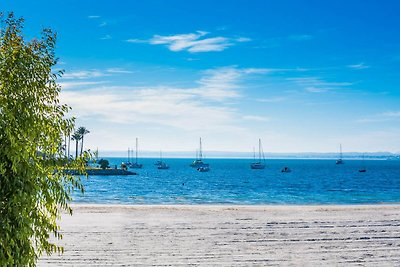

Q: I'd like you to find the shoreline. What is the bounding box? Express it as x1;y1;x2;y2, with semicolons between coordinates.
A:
40;204;400;266
69;203;400;209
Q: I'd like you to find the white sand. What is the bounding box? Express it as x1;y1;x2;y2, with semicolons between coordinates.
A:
39;204;400;266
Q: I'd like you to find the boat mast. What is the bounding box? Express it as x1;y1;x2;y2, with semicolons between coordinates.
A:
135;138;139;164
128;147;130;163
199;137;203;160
258;138;262;162
340;144;343;160
253;147;256;161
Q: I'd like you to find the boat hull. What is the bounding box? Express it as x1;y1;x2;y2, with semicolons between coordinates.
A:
197;166;210;172
251;163;265;169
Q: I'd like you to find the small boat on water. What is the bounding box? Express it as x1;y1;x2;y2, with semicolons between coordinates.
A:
281;166;291;173
157;162;170;170
155;151;169;169
359;153;367;172
121;147;133;168
250;139;266;169
197;166;210;172
130;137;143;168
336;144;344;165
190;138;209;168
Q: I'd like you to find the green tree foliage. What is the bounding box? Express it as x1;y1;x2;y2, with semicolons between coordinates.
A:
0;13;87;266
98;159;110;170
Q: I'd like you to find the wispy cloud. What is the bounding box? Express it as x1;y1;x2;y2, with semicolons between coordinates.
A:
88;15;100;19
305;87;328;93
150;31;230;52
126;38;147;43
256;97;286;103
242;115;270;122
61;86;240;132
63;70;105;79
60;66;267;131
59;81;107;89
62;68;134;79
288;34;314;41
100;35;112;40
236;37;252;42
357;111;400;123
382;111;400;117
127;31;251;53
287;77;353;93
347;62;370;70
99;22;107;27
193;67;270;101
106;68;135;74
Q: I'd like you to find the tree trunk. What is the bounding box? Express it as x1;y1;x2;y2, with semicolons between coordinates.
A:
64;134;67;158
75;139;79;159
80;135;84;156
67;134;71;160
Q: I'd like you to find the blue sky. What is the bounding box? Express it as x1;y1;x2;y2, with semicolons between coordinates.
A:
2;0;400;154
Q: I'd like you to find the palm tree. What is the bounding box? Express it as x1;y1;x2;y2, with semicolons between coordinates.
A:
71;132;82;159
77;127;90;156
67;132;71;160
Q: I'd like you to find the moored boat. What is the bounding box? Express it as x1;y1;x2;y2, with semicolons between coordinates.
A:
190;138;209;168
250;139;266;169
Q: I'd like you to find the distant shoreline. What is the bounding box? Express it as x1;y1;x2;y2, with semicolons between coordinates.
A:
96;156;396;160
69;202;400;207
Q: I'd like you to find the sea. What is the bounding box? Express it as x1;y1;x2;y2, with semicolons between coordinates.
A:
72;158;400;205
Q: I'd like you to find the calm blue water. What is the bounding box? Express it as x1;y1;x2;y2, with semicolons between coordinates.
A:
72;158;400;205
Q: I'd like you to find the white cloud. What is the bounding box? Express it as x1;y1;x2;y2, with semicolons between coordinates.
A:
128;31;250;53
59;81;107;89
60;66;267;132
99;22;107;27
88;15;100;19
256;97;286;103
126;39;147;43
100;35;112;40
288;34;314;41
383;111;400;117
305;87;328;93
62;70;105;79
106;68;134;74
236;37;252;42
357;111;400;123
242;115;270;122
62;68;134;79
193;67;269;101
61;86;239;132
287;77;353;93
348;62;370;70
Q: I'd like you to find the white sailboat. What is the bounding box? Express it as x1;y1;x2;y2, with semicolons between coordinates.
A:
250;139;266;169
156;151;169;170
130;137;143;168
359;153;366;172
336;144;344;164
121;147;133;169
190;138;210;171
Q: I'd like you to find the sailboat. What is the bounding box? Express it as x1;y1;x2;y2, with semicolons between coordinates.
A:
359;153;366;172
336;144;344;164
121;147;133;169
250;139;266;169
190;138;210;171
130;137;143;168
156;151;169;170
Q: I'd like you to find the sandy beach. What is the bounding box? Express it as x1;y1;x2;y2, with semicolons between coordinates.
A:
38;204;400;266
